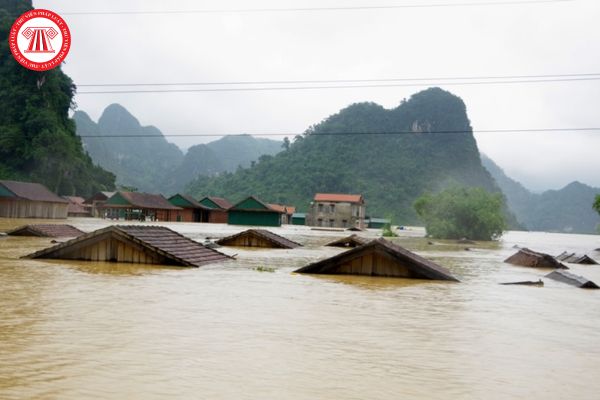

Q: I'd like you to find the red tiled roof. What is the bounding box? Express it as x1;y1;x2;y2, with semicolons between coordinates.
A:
0;180;68;203
267;204;296;214
206;197;232;210
314;193;363;203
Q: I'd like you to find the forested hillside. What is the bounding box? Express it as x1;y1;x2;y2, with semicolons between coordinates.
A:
187;88;499;223
0;1;115;196
75;105;282;193
482;155;600;233
74;105;184;193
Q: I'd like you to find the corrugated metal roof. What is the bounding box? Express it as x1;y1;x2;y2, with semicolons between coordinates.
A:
505;248;568;269
169;194;210;210
0;180;68;203
314;193;363;203
296;238;458;281
216;229;302;249
113;192;181;210
7;224;85;237
24;225;231;267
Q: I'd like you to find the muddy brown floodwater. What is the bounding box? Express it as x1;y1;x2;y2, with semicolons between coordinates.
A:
1;218;599;399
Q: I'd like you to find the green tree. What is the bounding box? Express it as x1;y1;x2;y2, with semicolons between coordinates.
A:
414;186;506;241
594;195;600;215
0;2;115;196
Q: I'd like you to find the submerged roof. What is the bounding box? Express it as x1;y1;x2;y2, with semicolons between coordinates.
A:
296;238;458;281
505;248;568;269
556;251;598;265
0;180;68;203
325;234;369;248
7;224;85;238
24;225;231;267
106;192;181;210
314;193;363;203
64;196;91;214
216;229;302;249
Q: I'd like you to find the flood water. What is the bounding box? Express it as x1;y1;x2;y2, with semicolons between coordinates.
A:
1;218;599;399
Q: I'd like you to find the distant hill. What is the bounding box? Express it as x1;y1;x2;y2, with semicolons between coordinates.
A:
482;155;600;234
166;135;283;193
74;104;184;193
75;105;282;193
187;88;501;224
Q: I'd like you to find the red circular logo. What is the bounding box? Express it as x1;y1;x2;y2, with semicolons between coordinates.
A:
8;9;71;71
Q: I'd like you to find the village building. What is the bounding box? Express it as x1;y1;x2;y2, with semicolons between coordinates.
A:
267;203;296;225
295;238;458;281
198;196;232;223
101;191;181;221
83;191;116;217
505;248;568;269
0;180;68;219
291;212;306;225
24;225;231;267
227;196;284;227
216;229;301;249
168;194;212;222
7;224;85;238
64;196;92;217
325;234;369;248
555;251;598;265
306;193;366;229
367;218;391;229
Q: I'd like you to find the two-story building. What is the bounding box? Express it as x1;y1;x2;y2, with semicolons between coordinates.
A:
306;193;366;229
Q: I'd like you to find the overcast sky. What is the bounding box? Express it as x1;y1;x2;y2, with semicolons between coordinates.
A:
34;0;600;192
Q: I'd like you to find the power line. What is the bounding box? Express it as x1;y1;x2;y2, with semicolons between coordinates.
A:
60;0;573;16
76;72;600;87
76;77;600;94
76;128;600;138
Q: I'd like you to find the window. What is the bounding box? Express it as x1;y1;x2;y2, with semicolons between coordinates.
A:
329;219;335;227
330;203;335;213
318;218;323;227
342;219;348;227
318;203;323;213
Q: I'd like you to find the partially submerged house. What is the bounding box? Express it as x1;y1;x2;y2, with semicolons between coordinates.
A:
325;234;369;248
0;180;68;219
546;270;599;289
367;218;391;229
83;191;116;217
7;224;85;238
267;203;296;225
216;229;301;249
227;196;284;227
198;196;232;223
64;196;92;217
295;238;458;281
24;225;231;267
292;213;306;225
306;193;366;230
101;191;182;221
556;251;598;265
504;248;568;269
168;194;211;222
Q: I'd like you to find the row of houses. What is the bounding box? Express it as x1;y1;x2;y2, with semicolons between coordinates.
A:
0;179;387;228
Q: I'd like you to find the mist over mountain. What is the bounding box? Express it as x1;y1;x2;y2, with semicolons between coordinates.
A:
482;155;600;234
74;104;183;193
75;105;282;193
187;88;501;224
